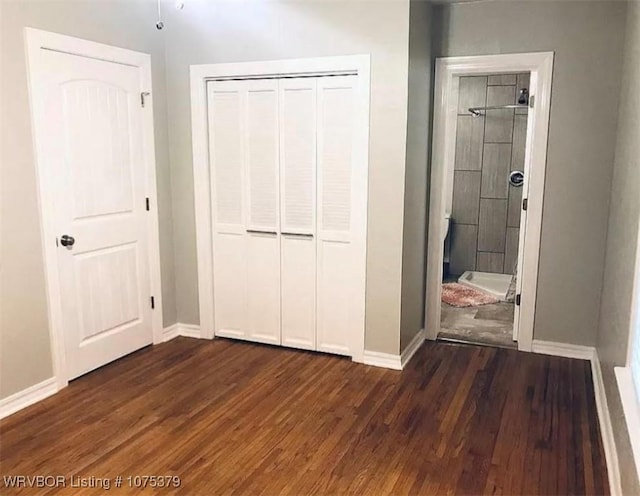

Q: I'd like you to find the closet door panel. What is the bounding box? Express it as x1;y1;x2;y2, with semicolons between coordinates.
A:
246;233;280;344
281;235;315;350
245;80;281;344
316;76;357;356
317;241;353;355
246;80;280;232
208;81;248;338
213;233;247;338
209;82;244;228
279;79;316;350
280;79;316;234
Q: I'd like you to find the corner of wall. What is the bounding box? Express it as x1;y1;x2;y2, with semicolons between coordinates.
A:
594;2;640;493
400;0;433;353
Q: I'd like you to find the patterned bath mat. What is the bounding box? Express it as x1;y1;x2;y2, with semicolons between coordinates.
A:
441;282;500;308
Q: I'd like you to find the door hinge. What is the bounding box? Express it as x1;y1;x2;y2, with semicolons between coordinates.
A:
515;294;521;306
150;296;155;309
145;197;150;211
141;91;150;108
522;198;528;211
529;94;535;108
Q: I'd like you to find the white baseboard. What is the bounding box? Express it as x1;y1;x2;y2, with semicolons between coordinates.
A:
363;350;402;370
615;366;640;489
1;325;203;420
179;324;201;339
161;323;180;342
592;351;621;496
363;328;425;371
531;339;595;360
162;323;202;341
401;328;426;368
0;377;58;420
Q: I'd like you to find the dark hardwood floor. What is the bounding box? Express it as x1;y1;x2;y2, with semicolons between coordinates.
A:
0;337;608;495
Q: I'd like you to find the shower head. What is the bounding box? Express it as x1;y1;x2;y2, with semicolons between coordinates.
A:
518;88;529;105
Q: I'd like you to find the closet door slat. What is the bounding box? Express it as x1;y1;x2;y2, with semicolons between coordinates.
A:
316;75;357;356
246;81;280;232
245;79;281;345
279;78;317;351
208;80;247;338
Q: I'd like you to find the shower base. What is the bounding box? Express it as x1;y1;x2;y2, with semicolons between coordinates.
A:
458;271;513;301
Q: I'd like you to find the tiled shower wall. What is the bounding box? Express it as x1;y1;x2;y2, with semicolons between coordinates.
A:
449;73;529;276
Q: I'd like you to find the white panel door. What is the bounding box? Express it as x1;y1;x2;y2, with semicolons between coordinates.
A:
244;79;281;345
208;81;248;339
316;75;360;356
279;78;317;350
38;50;152;380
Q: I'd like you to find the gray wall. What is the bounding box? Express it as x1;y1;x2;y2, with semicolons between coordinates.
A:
433;0;627;346
450;74;528;276
400;0;433;351
163;0;411;355
596;1;640;493
0;0;177;399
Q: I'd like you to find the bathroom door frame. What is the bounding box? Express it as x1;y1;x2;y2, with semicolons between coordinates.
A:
424;52;554;352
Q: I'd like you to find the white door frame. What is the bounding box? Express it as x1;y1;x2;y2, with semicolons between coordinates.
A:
190;55;371;362
25;28;164;389
425;52;554;352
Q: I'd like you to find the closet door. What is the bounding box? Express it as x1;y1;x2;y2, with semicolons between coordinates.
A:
279;78;317;350
316;75;359;356
208;80;247;339
244;79;281;345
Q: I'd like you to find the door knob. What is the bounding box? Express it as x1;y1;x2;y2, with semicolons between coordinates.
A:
60;235;75;247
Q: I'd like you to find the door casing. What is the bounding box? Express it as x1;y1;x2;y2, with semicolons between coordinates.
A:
425;52;554;352
25;28;163;390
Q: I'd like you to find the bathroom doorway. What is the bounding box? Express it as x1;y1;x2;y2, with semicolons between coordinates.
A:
425;53;554;352
440;72;529;348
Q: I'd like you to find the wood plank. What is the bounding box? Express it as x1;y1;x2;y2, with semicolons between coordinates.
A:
0;338;609;495
449;223;478;275
455;115;485;171
485;86;516;143
458;76;487;114
488;74;517;86
481;143;512;199
512;114;528;171
452;170;481;225
504;227;520;274
508;184;523;228
477;251;505;273
478;198;508;253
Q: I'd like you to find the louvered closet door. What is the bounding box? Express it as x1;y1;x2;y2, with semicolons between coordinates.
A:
279;78;317;350
316;75;359;356
208;79;281;344
244;79;281;345
208;81;248;339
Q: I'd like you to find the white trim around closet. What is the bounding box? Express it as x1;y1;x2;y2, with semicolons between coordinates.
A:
190;55;371;363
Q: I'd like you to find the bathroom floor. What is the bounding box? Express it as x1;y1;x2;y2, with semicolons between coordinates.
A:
439;300;516;349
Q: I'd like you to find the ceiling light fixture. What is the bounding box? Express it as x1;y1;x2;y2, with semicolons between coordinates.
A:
155;0;164;30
